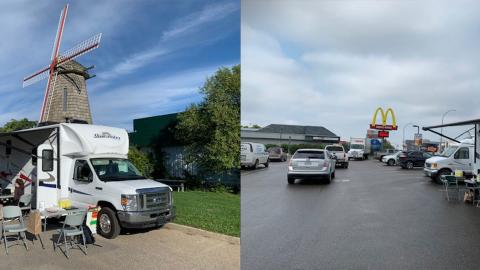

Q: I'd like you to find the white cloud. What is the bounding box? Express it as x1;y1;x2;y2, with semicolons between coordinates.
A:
242;1;480;145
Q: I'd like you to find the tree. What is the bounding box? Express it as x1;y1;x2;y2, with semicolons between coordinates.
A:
176;65;240;174
0;118;37;132
128;147;154;177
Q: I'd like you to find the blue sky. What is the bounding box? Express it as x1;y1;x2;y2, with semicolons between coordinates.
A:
0;0;239;131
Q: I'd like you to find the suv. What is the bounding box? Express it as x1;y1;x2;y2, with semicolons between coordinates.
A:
268;147;288;162
325;144;349;168
287;149;336;184
398;151;432;169
382;151;402;166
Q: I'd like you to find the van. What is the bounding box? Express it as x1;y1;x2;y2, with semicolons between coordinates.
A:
241;142;269;169
0;123;175;239
424;139;474;182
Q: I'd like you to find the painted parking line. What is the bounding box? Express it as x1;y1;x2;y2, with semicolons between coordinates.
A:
334;179;351;182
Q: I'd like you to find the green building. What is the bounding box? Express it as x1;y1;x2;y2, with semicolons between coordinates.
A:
129;113;239;187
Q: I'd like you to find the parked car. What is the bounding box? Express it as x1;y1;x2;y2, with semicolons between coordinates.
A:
398;151;432;169
241;142;269;169
375;149;400;161
382;151;402;166
268;146;287;162
424;139;474;183
325;144;349;168
287;149;336;184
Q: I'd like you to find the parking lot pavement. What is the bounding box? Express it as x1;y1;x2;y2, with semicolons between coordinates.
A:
242;159;480;270
1;223;239;270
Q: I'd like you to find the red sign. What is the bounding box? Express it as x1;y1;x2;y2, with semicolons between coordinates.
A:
378;131;389;138
370;124;398;130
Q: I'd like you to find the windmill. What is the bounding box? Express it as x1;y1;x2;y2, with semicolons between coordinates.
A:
23;4;101;125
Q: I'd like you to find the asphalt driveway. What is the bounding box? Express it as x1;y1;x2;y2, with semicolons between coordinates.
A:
242;159;480;270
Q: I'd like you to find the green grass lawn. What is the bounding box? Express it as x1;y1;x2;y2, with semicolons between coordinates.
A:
173;191;240;237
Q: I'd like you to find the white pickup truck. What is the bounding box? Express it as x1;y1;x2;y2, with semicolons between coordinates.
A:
325;144;349;168
424;139;474;183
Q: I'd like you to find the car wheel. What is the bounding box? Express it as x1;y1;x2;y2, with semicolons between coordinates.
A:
387;159;395;166
288;176;295;184
265;160;269;168
97;207;121;239
254;159;259;169
326;173;332;184
406;161;413;169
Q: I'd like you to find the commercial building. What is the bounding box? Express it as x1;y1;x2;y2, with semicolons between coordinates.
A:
241;124;340;145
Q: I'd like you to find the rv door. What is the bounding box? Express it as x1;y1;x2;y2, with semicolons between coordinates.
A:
69;159;97;208
36;144;58;209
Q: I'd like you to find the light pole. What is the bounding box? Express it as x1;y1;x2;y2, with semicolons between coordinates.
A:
413;125;420;150
440;109;456;152
403;122;414;151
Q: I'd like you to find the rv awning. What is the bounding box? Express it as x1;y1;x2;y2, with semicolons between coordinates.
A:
423;118;480;144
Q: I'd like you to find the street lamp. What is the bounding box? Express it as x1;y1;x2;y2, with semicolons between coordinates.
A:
440;109;456;152
402;122;414;151
413;125;420;150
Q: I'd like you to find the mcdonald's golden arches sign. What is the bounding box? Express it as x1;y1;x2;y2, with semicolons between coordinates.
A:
370;107;397;130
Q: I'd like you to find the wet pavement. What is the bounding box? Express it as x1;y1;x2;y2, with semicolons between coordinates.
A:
242;159;480;270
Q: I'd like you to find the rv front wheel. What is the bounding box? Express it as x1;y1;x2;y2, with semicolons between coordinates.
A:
98;207;121;239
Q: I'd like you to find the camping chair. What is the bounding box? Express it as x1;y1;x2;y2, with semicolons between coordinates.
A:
54;211;87;259
1;206;29;255
443;175;459;201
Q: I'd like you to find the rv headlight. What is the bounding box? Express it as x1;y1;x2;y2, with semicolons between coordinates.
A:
121;194;139;211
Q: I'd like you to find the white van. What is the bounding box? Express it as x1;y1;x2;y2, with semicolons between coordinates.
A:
240;142;269;169
424;139;474;182
0;123;175;239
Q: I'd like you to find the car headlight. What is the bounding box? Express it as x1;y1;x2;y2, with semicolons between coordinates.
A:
288;166;293;171
431;163;437;169
121;194;139;211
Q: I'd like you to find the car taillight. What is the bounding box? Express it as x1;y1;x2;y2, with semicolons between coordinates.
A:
323;161;328;167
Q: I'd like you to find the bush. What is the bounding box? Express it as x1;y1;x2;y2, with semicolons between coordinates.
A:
128;147;154;177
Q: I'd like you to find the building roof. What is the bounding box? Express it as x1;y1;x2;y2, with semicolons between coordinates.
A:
258;124;337;137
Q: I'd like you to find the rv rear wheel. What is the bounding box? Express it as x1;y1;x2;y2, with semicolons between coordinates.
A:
98;207;121;239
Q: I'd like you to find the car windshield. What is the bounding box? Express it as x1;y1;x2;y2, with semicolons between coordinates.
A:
268;147;282;154
293;151;325;159
350;144;363;150
326;146;343;152
90;158;145;181
439;146;458;157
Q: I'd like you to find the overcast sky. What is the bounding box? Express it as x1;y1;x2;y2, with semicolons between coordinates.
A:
0;0;239;131
241;0;480;147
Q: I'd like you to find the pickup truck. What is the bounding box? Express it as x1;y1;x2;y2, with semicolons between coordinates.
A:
325;144;349;168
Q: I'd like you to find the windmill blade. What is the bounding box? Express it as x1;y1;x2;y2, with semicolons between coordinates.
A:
22;65;51;88
57;33;102;66
39;71;57;123
51;4;68;61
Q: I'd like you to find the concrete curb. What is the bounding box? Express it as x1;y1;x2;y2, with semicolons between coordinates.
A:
165;223;240;245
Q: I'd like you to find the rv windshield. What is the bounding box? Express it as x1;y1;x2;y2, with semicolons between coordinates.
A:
439;146;458;157
90;158;145;181
350;144;364;150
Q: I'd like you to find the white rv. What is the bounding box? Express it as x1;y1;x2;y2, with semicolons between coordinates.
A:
0;123;175;239
424;139;474;182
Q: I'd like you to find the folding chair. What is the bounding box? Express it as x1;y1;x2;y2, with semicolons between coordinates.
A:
1;206;29;255
443;175;459;201
54;211;87;259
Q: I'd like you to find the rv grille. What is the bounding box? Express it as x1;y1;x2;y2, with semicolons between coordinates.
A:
138;188;170;211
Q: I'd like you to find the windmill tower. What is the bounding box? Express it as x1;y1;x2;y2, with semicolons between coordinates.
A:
23;4;101;125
